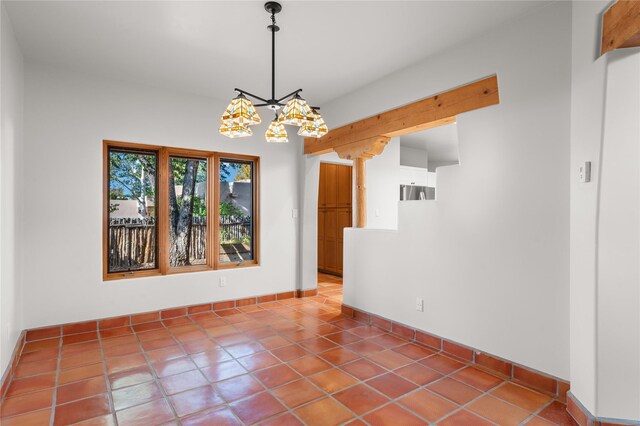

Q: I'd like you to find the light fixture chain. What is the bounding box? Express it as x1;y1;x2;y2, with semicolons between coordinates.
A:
271;12;276;101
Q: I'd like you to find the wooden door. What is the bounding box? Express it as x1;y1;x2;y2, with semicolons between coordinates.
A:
318;163;352;276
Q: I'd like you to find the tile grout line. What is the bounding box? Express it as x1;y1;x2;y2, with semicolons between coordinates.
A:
129;318;185;425
48;337;63;426
522;398;561;425
96;325;119;426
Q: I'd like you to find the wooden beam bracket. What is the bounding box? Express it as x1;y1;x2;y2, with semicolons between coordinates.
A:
334;136;390;160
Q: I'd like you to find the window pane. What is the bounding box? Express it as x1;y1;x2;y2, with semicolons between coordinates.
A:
169;156;208;267
108;148;158;272
219;159;254;263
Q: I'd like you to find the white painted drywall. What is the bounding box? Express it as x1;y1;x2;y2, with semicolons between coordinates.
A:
400;146;428;169
20;64;301;328
595;50;640;420
365;139;400;230
1;4;25;374
339;2;571;379
569;1;608;412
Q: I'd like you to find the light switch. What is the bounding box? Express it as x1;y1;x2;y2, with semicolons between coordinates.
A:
579;162;591;183
292;209;298;218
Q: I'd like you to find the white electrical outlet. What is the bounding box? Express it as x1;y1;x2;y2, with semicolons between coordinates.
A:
292;209;298;219
416;298;424;312
219;277;227;287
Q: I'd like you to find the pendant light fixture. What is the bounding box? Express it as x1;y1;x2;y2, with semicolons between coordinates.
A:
218;2;327;142
265;115;289;143
298;108;329;138
219;122;253;138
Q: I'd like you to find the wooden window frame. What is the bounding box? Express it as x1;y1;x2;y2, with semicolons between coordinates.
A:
214;153;261;270
103;140;260;281
164;148;215;275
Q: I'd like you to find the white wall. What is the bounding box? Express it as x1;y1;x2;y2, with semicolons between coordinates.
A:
365;138;400;230
21;64;301;328
569;1;608;412
595;50;640;420
1;4;24;375
400;145;428;169
570;2;640;420
339;2;571;379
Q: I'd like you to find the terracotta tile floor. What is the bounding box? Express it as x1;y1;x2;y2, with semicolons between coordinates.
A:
0;273;575;425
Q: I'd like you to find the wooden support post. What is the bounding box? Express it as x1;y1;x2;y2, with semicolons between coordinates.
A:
355;157;366;228
334;136;390;229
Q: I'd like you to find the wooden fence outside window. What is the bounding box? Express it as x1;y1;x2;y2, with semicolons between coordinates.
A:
108;216;250;272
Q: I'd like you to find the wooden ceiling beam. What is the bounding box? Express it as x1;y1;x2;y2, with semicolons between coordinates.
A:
601;0;640;55
304;75;499;156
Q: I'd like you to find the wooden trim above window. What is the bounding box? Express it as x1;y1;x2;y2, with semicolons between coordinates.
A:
103;140;260;281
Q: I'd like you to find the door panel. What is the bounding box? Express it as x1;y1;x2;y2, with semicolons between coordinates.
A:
326;241;337;272
318;210;326;239
325;211;337;240
318;170;326;207
337;165;352;207
318;163;352;276
337;209;351;232
324;164;338;207
318;239;325;270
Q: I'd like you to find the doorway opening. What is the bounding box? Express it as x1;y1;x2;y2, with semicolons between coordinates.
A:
317;162;352;277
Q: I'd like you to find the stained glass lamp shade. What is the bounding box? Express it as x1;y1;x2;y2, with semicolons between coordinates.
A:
279;95;314;126
298;111;328;138
265;119;288;143
221;94;261;127
219;122;252;138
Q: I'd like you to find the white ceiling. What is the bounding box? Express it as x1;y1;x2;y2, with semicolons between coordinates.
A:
400;122;459;162
5;1;546;105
